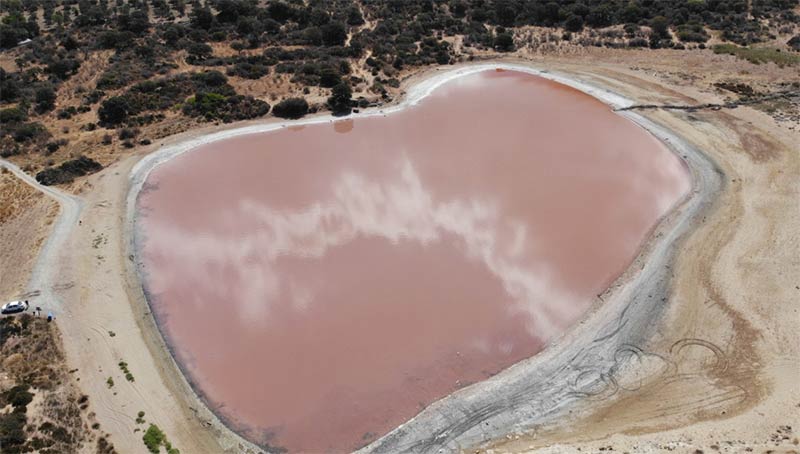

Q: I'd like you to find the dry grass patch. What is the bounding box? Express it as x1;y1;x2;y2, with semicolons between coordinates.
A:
712;44;800;66
0;315;106;453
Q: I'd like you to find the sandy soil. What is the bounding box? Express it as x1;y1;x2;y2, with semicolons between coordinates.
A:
2;54;797;454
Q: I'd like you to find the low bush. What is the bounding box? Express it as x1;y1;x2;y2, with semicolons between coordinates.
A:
10;122;50;143
272;97;309;119
328;82;353;116
0;411;27;449
0;107;27;123
226;62;270;79
45;139;68;154
676;23;710;43
5;384;33;408
35;156;103;186
182;93;270;122
118;128;139;140
142;424;172;454
713;43;800;66
789;35;800;51
99;71;242;126
57;106;79;119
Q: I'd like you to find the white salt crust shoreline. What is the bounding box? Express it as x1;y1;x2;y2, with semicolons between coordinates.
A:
124;62;721;453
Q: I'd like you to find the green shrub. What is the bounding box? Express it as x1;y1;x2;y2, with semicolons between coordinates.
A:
272;97;309;119
713;44;800;66
142;424;165;453
328;82;352;116
494;33;514;52
226;62;269;79
11;122;49;143
0;411;27;448
98;96;132;125
5;384;33;408
182;92;270;122
676;23;710;43
35;156;102;186
0;107;27;123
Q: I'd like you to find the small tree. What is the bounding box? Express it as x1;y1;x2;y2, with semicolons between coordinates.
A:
272;97;309;119
565;15;584;32
35;85;56;113
185;42;212;63
319;66;341;88
328;82;352;116
98;96;131;125
346;6;364;26
321;21;347;46
494;32;515;52
650;16;670;40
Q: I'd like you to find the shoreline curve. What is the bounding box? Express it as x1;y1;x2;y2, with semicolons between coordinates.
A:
123;62;722;453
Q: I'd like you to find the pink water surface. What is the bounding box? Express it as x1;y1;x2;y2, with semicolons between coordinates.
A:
135;69;690;453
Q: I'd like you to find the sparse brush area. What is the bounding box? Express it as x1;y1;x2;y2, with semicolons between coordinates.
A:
117;360;135;382
0;314;114;453
143;423;179;454
34;154;102;185
0;0;798;183
712;43;800;66
0;167;43;223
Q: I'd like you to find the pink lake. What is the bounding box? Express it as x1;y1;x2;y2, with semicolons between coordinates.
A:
135;69;690;453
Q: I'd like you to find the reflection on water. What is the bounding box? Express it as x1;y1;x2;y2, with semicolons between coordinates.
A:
333;119;354;134
143;157;576;337
136;69;690;453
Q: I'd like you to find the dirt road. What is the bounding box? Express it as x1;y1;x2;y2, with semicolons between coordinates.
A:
0;158;82;304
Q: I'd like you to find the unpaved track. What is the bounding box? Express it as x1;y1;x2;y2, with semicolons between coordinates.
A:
0;158;82;300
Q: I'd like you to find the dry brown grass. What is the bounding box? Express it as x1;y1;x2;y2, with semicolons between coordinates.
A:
0;169;43;223
0;171;57;300
1;315;101;453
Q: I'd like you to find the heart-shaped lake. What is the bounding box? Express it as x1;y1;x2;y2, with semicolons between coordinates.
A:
134;69;690;453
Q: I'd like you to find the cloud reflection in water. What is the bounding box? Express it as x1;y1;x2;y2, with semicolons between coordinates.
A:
143;156;580;340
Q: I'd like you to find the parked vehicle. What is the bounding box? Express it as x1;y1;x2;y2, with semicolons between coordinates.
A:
1;300;29;314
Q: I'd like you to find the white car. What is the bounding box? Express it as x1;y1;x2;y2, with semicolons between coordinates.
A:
1;300;29;315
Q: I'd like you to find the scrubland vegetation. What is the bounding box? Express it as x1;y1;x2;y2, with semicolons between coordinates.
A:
142;423;179;454
0;0;797;183
713;42;800;66
1;315;111;453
